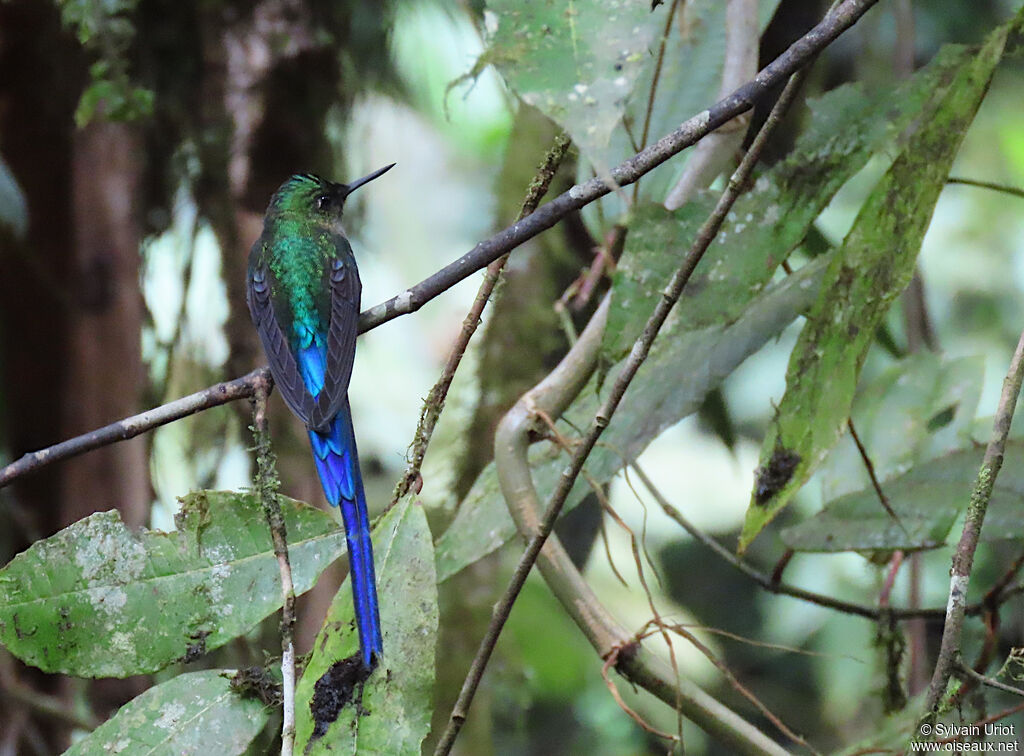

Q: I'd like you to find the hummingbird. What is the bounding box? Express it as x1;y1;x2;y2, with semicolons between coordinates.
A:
247;163;395;669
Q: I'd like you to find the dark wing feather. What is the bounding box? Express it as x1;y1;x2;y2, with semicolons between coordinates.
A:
247;248;318;425
308;240;361;432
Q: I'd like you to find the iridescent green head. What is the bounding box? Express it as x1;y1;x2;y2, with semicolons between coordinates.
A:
267;163;395;227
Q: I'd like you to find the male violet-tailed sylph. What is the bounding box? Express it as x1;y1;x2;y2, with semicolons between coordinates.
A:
247;164;395;669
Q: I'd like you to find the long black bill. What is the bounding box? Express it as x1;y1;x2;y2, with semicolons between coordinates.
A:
344;163;396;195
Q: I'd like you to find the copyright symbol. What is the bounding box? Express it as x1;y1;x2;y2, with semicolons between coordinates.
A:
920;723;933;736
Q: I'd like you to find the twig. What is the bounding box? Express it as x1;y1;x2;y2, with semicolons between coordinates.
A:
601;649;680;742
847;419;904;528
982;551;1024;607
392;133;571;506
633;461;1016;624
250;375;296;756
0;368;269;489
947;177;1024;200
635;461;880;619
924;327;1024;713
878;551;905;609
357;0;883;334
631;0;681;205
644;622;819;754
955;662;1024;699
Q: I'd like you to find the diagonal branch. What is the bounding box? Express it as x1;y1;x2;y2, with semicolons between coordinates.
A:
0;368;269;488
924;326;1024;714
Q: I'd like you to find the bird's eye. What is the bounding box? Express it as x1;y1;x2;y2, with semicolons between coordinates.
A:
316;194;331;211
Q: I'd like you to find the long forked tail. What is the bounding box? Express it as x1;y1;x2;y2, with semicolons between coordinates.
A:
308;397;382;668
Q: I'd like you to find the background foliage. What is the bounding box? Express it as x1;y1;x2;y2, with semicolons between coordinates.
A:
2;1;1024;754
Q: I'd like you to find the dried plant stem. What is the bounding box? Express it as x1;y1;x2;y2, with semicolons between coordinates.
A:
251;375;296;756
924;327;1024;714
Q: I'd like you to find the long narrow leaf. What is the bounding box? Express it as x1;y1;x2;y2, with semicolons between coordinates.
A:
740;25;1014;550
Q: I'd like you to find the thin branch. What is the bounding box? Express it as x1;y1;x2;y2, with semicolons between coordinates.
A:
947;177;1024;200
357;0;883;334
982;551;1024;607
644;622;819;754
392;132;571;506
250;376;296;756
635;461;878;619
631;0;681;205
0;368;269;489
925;327;1024;713
633;461;1014;623
847;418;903;527
955;662;1024;699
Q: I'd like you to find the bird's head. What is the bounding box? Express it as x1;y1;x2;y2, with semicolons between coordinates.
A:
267;163;395;230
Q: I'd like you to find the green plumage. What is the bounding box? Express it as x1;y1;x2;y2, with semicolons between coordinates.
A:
257;177;348;350
246;165;394;668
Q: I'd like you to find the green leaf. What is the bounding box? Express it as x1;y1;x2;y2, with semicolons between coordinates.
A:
484;0;662;168
295;498;437;755
63;670;271;756
0;490;345;677
583;0;779;224
603;42;996;366
435;255;830;581
781;442;1024;553
818;353;984;502
739;26;1013;551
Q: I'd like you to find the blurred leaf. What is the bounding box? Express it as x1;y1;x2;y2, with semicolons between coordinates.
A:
504;576;594;698
818;353;984;502
76;70;155;127
436;255;830;581
604;42;997;365
295;498;437;755
832;702;923;756
484;0;661;171
0;490;345;677
56;0;138;45
0;156;28;240
781;442;1024;552
64;670;270;756
740;26;1012;551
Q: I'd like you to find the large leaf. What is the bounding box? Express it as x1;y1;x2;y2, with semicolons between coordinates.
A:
0;490;345;677
603;43;993;364
64;670;271;756
295;498;438;755
739;25;1013;550
484;0;662;171
781;442;1024;553
435;255;830;581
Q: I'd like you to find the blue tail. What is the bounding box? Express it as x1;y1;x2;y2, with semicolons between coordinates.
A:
308;399;382;668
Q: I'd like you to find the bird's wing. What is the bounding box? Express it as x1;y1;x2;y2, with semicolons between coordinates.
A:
247;249;318;426
308;241;361;432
